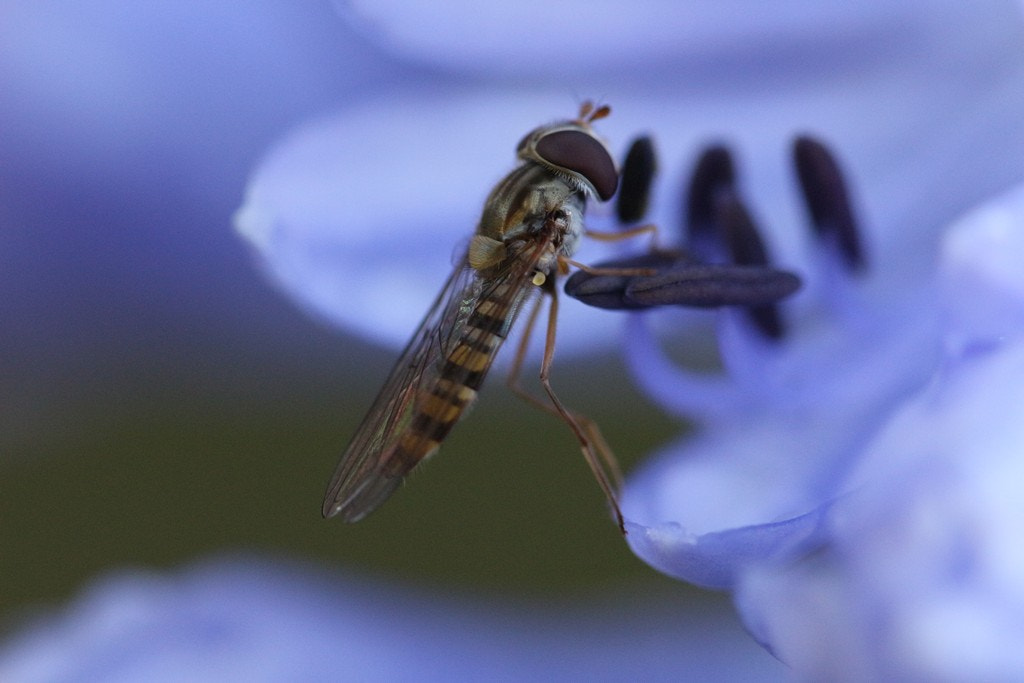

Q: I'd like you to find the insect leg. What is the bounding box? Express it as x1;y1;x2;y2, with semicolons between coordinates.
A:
505;290;548;409
584;223;660;246
563;258;658;278
505;288;626;533
537;286;626;533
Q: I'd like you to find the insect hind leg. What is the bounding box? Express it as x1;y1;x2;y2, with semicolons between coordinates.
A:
506;284;626;534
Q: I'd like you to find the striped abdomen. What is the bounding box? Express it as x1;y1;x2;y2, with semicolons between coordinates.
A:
385;280;521;474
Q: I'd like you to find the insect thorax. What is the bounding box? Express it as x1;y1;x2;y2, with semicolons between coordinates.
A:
475;163;586;272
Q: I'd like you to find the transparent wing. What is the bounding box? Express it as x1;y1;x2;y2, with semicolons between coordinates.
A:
321;255;483;521
322;230;556;524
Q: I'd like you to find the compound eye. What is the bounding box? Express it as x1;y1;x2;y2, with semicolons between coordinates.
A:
535;129;618;201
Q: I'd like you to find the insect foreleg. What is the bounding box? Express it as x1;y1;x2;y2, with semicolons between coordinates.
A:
584;222;660;249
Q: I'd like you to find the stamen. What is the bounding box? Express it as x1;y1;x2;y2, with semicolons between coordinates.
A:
625;264;801;309
564;252;680;310
793;136;865;271
714;190;768;268
564;252;800;310
616;136;657;224
686;145;735;259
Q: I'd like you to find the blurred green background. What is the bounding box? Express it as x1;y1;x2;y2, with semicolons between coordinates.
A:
1;306;693;617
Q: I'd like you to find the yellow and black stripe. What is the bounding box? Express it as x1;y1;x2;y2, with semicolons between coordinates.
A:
386;280;520;472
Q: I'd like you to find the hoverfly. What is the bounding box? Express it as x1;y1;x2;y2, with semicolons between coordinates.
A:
322;102;637;532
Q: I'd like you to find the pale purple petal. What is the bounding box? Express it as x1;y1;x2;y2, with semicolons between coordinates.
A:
939;182;1024;353
240;3;1024;353
736;256;1024;677
339;2;942;81
675;181;1024;677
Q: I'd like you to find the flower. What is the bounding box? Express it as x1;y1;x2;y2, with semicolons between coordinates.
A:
6;1;1023;681
609;14;1024;680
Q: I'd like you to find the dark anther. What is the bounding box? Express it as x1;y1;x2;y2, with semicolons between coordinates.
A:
686;145;735;259
793;136;865;271
714;189;768;268
616;136;657;224
745;302;784;339
564;251;801;312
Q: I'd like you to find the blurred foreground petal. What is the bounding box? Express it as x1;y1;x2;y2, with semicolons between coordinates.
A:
0;556;783;682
